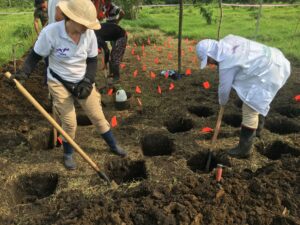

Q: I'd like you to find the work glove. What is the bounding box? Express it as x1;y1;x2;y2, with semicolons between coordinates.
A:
76;78;93;99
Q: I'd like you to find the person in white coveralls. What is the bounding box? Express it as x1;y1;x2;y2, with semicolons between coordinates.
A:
196;35;291;158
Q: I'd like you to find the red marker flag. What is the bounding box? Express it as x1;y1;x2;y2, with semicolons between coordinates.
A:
154;57;159;64
135;86;142;94
188;46;193;52
107;88;114;96
168;53;173;60
169;82;175;90
150;71;156;79
201;127;213;133
294;95;300;102
111;116;118;128
203;81;210;89
142;64;147;72
120;63;126;69
133;69;138;77
157;47;162;52
136;55;141;61
147;37;151;45
157;85;162;94
185;68;191;76
153;44;157;49
131;48;135;55
165;70;169;79
181;50;185;57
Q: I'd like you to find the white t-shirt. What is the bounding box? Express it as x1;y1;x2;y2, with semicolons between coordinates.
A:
47;0;59;24
34;20;98;83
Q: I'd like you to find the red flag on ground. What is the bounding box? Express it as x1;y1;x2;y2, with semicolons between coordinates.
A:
188;46;193;52
150;71;156;79
168;53;173;60
203;81;210;89
185;68;192;76
111;116;117;128
157;47;162;52
142;64;147;72
107;88;114;96
120;63;126;69
154;57;159;64
131;48;135;55
169;82;175;90
135;86;142;94
133;69;138;77
181;50;185;57
157;85;162;94
57;136;63;145
201;127;213;133
165;70;169;79
147;37;151;45
294;95;300;102
153;44;157;49
136;55;141;61
98;48;102;54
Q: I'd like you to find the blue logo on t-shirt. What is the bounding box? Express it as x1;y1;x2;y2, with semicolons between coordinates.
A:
56;48;69;56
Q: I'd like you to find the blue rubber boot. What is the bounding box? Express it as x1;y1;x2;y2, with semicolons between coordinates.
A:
63;141;76;170
101;130;127;157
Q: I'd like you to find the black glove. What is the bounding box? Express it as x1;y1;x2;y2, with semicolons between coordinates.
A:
76;78;93;99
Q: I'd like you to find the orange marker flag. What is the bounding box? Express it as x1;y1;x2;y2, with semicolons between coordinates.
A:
133;69;138;77
201;127;213;133
169;82;175;90
142;64;147;72
167;53;173;60
131;48;135;55
165;70;169;79
120;63;126;69
154;57;159;64
185;68;192;76
203;81;210;89
153;44;157;49
107;88;114;96
147;37;151;45
150;71;156;79
181;50;185;57
294;95;300;102
135;86;142;94
111;116;118;128
157;85;162;94
157;47;162;52
136;55;141;61
188;46;193;52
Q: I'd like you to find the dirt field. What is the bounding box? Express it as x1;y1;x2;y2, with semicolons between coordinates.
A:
0;37;299;225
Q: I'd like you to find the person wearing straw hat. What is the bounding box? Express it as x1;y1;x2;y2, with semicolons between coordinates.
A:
14;0;127;170
196;34;291;158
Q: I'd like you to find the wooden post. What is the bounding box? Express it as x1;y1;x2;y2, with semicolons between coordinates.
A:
217;0;223;40
178;0;183;74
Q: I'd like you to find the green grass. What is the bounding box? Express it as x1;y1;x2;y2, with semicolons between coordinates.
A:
0;5;300;66
122;5;300;64
0;9;36;66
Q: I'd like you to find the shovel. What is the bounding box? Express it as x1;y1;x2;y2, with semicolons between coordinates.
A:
3;71;111;184
205;106;224;172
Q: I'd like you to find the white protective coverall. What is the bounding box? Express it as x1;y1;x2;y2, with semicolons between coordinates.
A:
196;34;291;117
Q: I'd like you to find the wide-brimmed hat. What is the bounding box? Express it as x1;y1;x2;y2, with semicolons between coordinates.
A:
58;0;101;30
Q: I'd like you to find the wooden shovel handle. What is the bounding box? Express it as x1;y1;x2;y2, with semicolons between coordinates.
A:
211;106;225;145
4;72;110;183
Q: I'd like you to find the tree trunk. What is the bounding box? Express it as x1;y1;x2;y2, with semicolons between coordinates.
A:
8;0;12;7
217;0;223;40
178;0;183;74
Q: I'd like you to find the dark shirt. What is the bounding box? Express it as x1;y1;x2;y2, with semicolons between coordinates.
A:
34;7;48;26
102;3;120;23
94;23;126;64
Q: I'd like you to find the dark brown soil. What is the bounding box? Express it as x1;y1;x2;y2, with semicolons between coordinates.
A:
0;36;299;225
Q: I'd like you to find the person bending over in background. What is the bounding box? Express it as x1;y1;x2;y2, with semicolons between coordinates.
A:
102;0;125;24
95;22;127;83
34;0;48;35
14;0;127;170
196;34;291;159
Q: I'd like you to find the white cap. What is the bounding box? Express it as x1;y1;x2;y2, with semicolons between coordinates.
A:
196;39;219;69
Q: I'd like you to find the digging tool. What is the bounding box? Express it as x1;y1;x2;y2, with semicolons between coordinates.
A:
205;106;225;172
3;71;110;184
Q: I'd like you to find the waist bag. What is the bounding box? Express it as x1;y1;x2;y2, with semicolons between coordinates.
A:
50;69;78;96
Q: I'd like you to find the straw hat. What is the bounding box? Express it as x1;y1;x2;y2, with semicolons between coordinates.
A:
58;0;100;30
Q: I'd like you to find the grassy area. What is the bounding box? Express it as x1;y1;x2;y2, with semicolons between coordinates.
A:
122;5;300;64
0;9;36;67
0;5;299;66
